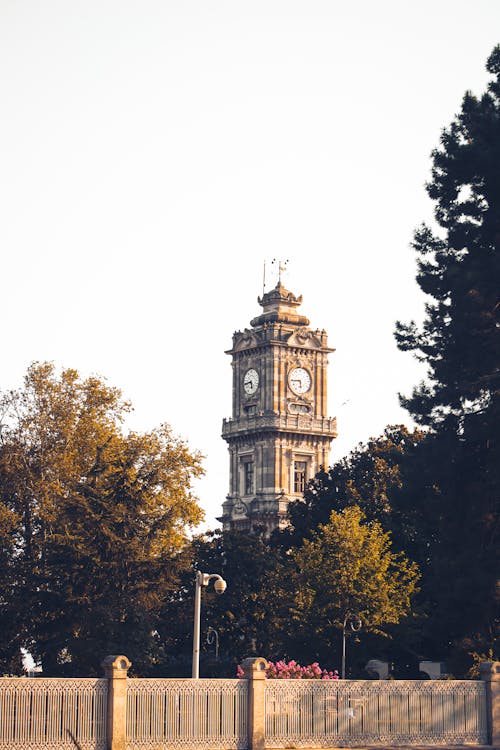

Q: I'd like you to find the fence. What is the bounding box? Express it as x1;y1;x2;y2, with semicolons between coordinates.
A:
126;679;247;749
0;677;107;749
0;656;498;750
265;679;488;747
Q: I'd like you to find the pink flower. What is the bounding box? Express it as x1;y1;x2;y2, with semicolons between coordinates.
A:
237;659;340;680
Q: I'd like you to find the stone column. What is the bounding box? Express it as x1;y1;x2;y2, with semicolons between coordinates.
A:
242;657;268;750
480;661;500;746
102;654;132;750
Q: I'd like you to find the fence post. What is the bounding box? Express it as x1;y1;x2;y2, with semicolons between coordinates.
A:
242;657;268;750
102;655;132;750
480;661;500;746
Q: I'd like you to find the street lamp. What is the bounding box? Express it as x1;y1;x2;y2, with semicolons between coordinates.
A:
192;571;227;678
207;627;219;660
341;613;362;680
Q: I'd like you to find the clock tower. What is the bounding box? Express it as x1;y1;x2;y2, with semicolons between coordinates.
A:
219;280;337;535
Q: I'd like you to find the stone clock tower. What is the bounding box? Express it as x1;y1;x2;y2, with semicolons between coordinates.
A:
219;281;337;535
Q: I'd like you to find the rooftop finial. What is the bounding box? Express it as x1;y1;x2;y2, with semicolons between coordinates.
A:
272;258;289;285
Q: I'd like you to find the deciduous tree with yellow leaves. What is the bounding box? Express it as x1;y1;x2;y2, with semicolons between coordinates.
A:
0;362;204;675
288;506;420;669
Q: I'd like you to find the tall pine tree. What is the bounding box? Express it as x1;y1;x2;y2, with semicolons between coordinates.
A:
395;47;500;671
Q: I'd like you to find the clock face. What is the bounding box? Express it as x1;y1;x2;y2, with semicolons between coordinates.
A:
243;368;259;395
289;367;311;395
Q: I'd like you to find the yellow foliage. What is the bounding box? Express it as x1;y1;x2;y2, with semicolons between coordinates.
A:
290;505;420;635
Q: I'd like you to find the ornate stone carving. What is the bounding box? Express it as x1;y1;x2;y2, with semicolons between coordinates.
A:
233;497;248;517
287;327;324;349
233;330;259;351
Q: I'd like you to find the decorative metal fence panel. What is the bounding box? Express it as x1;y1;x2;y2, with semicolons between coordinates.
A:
126;679;248;749
0;678;108;750
265;679;488;747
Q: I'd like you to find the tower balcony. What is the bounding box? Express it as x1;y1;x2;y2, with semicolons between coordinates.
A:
221;412;338;440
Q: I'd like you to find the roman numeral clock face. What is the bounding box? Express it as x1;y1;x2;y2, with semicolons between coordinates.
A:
289;367;311;395
243;368;259;395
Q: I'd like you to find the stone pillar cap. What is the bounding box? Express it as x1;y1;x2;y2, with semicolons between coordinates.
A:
479;661;500;681
101;655;132;674
241;657;268;679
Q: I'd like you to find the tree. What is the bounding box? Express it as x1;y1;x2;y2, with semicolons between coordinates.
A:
276;427;456;672
395;47;500;669
395;46;500;428
0;362;204;675
287;506;420;672
0;498;23;673
280;426;429;555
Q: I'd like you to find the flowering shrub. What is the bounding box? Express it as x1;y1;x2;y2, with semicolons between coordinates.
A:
237;660;339;680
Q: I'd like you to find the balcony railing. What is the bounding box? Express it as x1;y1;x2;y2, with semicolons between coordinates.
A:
222;413;337;438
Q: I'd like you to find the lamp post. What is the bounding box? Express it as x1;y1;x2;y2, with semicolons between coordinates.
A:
341;613;362;679
207;627;219;660
192;571;227;678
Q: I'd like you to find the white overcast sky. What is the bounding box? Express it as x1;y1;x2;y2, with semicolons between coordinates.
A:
1;1;499;528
